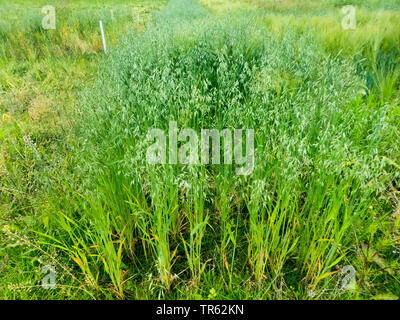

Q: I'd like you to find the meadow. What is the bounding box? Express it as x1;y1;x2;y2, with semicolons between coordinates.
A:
0;0;399;300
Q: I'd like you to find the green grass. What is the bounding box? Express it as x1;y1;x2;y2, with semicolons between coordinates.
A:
0;0;167;299
1;0;399;300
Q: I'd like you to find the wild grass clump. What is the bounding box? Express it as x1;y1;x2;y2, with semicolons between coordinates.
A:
1;0;399;299
0;0;167;299
35;0;399;298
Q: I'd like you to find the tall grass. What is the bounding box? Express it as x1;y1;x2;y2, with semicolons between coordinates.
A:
0;0;167;299
35;0;399;298
1;0;399;299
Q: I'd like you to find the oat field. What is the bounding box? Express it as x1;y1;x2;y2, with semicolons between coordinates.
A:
1;0;399;300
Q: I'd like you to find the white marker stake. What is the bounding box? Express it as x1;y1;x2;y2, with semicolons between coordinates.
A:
138;14;140;26
99;20;107;54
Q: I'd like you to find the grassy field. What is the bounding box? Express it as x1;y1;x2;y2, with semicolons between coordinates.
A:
0;0;399;300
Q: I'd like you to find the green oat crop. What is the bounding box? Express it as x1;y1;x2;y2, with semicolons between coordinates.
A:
1;0;399;299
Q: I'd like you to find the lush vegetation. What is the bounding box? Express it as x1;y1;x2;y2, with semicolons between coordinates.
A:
1;0;399;300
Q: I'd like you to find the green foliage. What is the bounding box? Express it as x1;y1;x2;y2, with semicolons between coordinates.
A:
1;0;399;299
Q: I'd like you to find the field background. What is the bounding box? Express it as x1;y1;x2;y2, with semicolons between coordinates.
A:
0;0;399;299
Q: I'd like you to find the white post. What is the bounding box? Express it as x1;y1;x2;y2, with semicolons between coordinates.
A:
138;14;140;26
99;20;107;54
